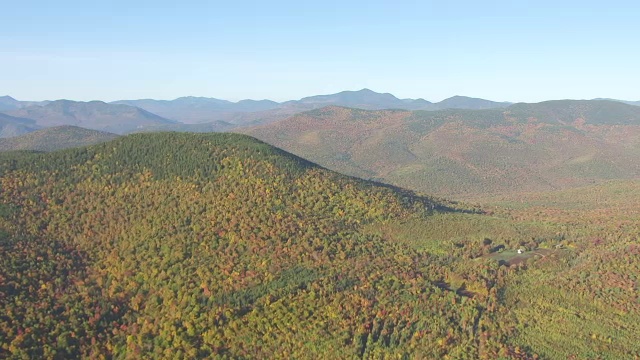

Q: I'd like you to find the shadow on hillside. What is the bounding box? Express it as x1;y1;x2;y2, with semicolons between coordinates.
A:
362;177;484;215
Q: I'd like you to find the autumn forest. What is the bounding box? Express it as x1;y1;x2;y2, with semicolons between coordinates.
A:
0;131;637;359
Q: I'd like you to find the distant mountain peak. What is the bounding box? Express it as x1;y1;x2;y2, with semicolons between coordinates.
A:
434;95;511;110
0;96;22;111
353;88;377;94
175;96;223;100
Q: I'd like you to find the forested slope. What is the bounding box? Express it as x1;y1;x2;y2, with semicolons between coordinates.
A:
0;133;511;359
243;101;640;197
0;133;638;359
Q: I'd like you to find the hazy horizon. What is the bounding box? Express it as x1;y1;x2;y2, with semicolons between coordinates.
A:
2;89;638;105
2;1;638;103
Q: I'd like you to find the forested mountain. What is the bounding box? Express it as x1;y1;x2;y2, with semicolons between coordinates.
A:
243;100;640;197
0;113;40;138
6;100;176;134
0;125;118;152
0;132;638;358
0;132;478;358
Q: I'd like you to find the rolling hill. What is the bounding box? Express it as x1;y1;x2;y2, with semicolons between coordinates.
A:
7;100;176;134
0;125;118;152
243;100;640;197
0;113;40;138
0;132;484;358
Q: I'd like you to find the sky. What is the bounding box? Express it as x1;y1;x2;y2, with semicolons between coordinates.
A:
1;1;639;103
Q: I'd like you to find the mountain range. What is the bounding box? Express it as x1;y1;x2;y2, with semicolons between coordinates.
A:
112;89;512;124
2;90;637;137
2;91;640;199
112;97;281;124
0;90;514;136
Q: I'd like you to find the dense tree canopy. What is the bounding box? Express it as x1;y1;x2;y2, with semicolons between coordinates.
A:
0;133;638;359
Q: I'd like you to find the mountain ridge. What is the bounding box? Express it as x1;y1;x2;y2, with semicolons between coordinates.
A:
593;97;640;106
6;100;176;134
2;91;636;137
242;99;640;197
108;89;511;124
0;125;119;152
0;112;41;138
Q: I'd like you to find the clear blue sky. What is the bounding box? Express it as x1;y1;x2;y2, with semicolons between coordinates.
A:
1;1;638;102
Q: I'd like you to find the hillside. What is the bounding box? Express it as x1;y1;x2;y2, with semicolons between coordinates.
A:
0;133;485;358
0;113;40;138
243;100;640;197
129;120;237;134
506;99;640;125
7;100;176;134
0;125;118;152
1;132;638;358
